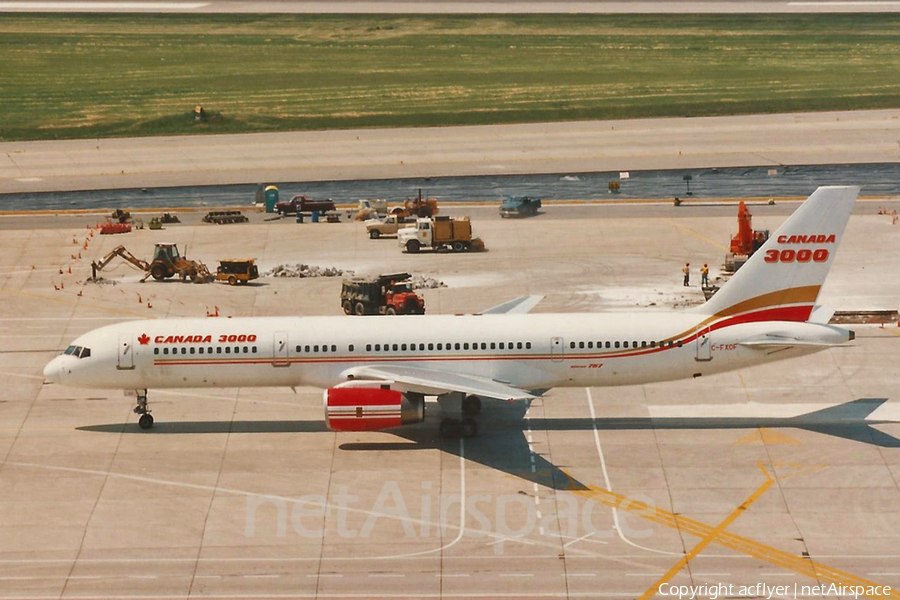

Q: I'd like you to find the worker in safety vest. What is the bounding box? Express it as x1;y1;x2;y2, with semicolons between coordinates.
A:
682;263;690;287
701;263;709;287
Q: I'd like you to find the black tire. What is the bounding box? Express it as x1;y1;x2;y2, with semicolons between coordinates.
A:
462;395;482;416
342;300;352;315
406;239;420;254
385;306;397;316
150;264;167;281
138;414;154;430
369;230;381;239
439;418;459;438
228;276;237;286
451;241;465;252
354;302;366;316
460;418;478;438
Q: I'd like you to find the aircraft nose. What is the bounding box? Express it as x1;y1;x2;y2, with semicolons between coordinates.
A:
43;357;61;383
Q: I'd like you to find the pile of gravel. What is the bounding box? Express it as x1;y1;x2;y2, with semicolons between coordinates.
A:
263;264;354;278
410;274;446;289
83;277;119;285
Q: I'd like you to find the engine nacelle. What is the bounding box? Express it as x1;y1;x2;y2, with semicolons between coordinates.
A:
324;387;425;432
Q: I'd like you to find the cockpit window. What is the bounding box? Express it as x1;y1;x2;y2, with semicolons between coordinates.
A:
63;345;91;358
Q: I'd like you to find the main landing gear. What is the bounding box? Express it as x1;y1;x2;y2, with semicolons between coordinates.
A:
438;393;482;438
133;389;153;430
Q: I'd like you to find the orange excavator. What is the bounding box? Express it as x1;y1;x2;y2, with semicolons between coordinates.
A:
725;201;769;272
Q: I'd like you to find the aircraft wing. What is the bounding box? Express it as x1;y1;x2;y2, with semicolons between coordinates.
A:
342;364;536;401
739;339;844;350
480;295;543;315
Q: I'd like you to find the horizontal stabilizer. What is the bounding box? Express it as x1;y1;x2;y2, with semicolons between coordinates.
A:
481;295;543;315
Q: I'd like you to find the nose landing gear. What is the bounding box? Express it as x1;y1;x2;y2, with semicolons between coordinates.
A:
133;390;153;430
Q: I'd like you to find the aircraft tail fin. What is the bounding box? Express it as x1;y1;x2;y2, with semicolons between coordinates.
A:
691;186;858;322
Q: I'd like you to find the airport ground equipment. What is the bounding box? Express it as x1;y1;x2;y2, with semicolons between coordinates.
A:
276;195;336;215
341;273;425;315
725;201;770;272
390;189;439;219
398;216;485;253
147;243;213;282
203;210;248;224
365;214;417;239
216;259;259;285
500;196;542;217
92;245;150;280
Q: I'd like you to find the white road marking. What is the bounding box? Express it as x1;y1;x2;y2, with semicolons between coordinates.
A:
586;388;681;557
244;574;279;579
368;573;405;578
500;573;534;577
626;572;665;577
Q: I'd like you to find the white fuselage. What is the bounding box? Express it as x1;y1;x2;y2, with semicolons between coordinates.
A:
45;312;850;395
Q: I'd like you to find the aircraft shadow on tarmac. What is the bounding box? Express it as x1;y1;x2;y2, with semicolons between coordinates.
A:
78;397;896;492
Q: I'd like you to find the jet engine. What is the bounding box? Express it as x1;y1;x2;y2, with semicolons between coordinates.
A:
324;386;425;432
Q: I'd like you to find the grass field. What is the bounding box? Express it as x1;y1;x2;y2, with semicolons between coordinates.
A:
1;14;900;141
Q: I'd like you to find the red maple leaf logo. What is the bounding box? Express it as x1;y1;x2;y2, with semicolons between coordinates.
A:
138;333;150;345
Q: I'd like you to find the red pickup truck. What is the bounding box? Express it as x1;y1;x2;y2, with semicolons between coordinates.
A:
276;195;336;215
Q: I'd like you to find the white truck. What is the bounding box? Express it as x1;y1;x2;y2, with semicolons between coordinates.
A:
365;214;417;239
397;216;485;253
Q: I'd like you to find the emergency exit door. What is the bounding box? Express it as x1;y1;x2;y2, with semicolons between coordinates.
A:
272;331;289;367
696;328;712;362
550;337;564;362
117;334;134;370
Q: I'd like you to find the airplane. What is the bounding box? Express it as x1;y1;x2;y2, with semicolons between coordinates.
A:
44;186;859;437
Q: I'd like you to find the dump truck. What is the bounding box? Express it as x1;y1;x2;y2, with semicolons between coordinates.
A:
216;259;259;285
725;201;770;272
92;243;213;283
365;214;417;239
340;273;425;315
276;195;336;215
398;216;485;253
500;196;541;217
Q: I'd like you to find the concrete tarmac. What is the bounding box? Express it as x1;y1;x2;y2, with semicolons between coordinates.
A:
3;109;900;195
0;204;898;599
4;0;900;12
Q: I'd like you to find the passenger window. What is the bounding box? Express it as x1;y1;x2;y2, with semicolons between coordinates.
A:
296;345;301;352
331;345;336;352
374;344;380;351
349;344;354;352
225;347;231;354
615;342;620;349
499;343;505;350
209;347;213;354
419;343;425;351
650;341;656;348
463;343;469;350
366;344;372;351
305;345;310;352
314;345;319;352
393;344;398;351
164;348;169;355
428;343;433;350
437;343;443;350
182;348;187;355
605;341;610;348
526;342;531;349
588;342;593;349
481;342;487;350
234;346;239;353
641;341;647;348
190;347;196;354
570;341;575;349
579;342;584;349
199;347;204;354
490;342;496;350
154;348;159;355
455;343;461;350
216;347;222;354
252;346;257;353
401;344;407;351
243;346;248;353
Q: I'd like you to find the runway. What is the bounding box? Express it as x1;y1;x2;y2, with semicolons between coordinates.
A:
4;0;900;11
2;110;900;195
0;204;898;598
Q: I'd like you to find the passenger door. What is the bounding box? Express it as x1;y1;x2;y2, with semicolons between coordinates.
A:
550;337;564;362
696;328;712;362
273;331;289;367
117;334;134;370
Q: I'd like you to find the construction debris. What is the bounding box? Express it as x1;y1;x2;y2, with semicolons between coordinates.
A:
263;264;353;278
